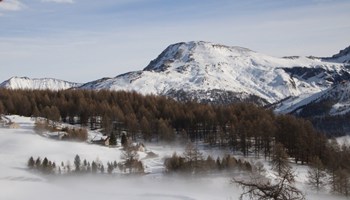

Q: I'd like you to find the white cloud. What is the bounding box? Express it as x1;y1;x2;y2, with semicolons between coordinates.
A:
41;0;74;3
0;0;25;11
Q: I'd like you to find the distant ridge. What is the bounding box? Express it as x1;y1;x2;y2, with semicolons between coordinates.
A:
0;76;82;90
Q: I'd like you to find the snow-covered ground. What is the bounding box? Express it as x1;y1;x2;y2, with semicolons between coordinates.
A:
0;115;346;200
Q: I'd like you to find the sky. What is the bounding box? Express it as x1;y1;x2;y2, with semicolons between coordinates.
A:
0;0;349;83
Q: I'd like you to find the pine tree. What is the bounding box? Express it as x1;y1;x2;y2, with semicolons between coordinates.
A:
0;101;5;114
28;156;35;169
100;164;105;173
109;133;117;146
107;163;113;174
35;157;41;168
91;161;97;173
74;154;81;172
121;133;128;147
42;157;49;172
66;160;71;173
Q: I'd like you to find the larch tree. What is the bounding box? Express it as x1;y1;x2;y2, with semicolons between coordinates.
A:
271;142;290;176
307;156;327;191
183;142;203;173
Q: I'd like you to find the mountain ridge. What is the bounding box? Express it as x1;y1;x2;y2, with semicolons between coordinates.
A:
78;41;348;107
0;76;82;90
1;41;350;111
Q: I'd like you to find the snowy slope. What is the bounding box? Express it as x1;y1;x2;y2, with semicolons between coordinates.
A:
0;76;81;90
80;41;347;106
324;45;350;64
2;41;349;112
275;81;350;116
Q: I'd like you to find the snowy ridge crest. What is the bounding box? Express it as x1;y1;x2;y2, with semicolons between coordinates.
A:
2;41;350;113
81;41;348;107
0;76;82;90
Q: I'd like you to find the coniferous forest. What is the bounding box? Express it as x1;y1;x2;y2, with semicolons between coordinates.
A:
2;88;350;196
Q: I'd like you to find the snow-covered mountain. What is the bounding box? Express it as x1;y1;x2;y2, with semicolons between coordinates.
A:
276;81;350;116
0;76;82;90
80;41;348;106
2;41;350;114
324;45;350;64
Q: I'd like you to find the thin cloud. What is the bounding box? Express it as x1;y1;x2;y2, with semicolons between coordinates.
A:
0;0;25;11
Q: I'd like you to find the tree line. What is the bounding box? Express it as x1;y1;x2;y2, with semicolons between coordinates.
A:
164;143;252;175
0;88;333;163
28;148;144;175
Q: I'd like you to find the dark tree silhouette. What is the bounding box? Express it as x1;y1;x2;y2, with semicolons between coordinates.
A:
233;169;304;200
109;133;117;146
74;155;81;172
27;156;35;169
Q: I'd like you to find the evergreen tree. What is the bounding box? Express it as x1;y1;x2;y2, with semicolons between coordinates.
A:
0;101;4;114
91;161;97;173
109;133;117;146
100;164;105;173
121;133;128;147
107;163;113;174
42;157;49;172
27;156;35;169
74;154;81;172
35;157;41;168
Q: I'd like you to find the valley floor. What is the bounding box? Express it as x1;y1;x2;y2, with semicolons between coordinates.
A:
0;116;346;200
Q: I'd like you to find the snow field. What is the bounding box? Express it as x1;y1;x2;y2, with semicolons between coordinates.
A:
0;115;348;199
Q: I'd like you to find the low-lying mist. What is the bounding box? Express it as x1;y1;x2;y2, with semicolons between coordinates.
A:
8;174;239;200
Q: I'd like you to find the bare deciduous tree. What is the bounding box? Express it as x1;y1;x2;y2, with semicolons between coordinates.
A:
307;157;327;191
233;169;304;200
271;142;290;176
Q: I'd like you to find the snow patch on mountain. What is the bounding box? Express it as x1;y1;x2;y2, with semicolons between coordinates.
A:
0;76;82;90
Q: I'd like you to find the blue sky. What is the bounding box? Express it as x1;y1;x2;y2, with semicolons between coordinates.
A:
0;0;349;83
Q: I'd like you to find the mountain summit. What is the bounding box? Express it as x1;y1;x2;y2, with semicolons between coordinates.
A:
143;41;253;72
1;41;349;109
80;41;347;106
329;45;350;63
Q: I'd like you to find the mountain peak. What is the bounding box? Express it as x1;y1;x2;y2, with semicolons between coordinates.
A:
143;41;252;72
330;45;350;63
